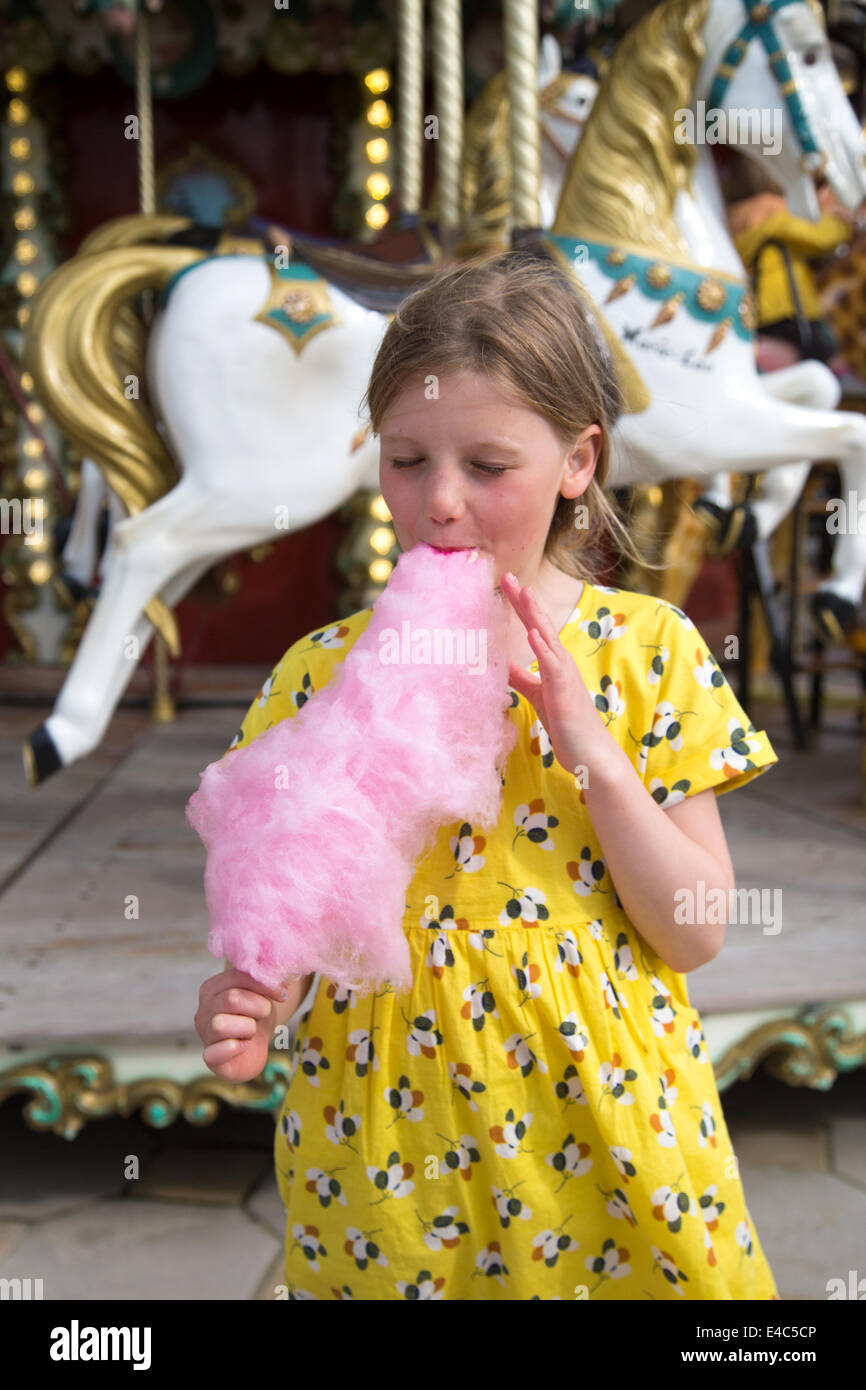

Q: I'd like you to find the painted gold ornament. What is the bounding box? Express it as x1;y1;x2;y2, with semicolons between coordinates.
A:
696;277;726;312
646;263;672;289
738;291;757;333
605;272;637;304
280;289;316;323
706;317;732;353
650;291;685;328
605;248;627;266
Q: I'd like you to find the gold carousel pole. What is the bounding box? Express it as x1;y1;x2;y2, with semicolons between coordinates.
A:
503;0;542;237
135;2;174;723
431;0;463;255
397;0;423;220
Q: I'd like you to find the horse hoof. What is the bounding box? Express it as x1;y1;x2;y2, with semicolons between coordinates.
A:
809;591;857;647
23;724;63;786
693;499;758;556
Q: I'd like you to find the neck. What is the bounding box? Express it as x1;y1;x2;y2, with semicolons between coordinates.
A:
673;143;749;277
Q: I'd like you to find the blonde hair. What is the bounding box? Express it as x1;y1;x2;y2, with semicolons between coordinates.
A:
360;245;655;584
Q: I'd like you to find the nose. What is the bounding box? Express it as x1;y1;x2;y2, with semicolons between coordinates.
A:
424;465;467;527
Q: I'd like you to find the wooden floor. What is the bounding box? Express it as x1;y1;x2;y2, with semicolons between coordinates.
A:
1;668;865;1063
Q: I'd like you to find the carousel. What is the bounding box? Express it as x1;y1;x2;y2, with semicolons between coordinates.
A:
1;0;865;1138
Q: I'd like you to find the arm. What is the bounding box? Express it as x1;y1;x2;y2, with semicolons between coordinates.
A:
582;733;735;974
736;209;850;262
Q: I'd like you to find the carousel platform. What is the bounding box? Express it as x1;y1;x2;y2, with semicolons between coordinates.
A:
0;663;865;1141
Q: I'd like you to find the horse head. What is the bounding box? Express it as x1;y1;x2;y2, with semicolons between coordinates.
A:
697;0;866;218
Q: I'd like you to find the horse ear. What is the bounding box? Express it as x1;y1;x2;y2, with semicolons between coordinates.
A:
538;32;561;89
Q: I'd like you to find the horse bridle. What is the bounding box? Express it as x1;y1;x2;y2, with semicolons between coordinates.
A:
706;0;827;173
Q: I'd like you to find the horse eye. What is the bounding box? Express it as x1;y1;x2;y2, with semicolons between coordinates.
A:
803;49;818;66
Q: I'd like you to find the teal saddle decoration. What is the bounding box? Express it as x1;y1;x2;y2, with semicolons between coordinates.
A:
547;234;756;341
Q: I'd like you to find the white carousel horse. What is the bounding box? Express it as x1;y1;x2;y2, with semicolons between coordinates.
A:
21;45;598;782
22;0;866;783
548;0;866;649
49;34;597;624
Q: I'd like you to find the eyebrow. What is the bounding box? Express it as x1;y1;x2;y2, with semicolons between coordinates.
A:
380;436;523;455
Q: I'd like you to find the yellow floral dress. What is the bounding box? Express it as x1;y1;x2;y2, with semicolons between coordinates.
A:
224;579;780;1301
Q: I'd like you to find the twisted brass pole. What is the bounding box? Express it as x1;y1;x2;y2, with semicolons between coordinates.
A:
503;0;542;235
136;5;174;722
397;0;424;218
431;0;463;250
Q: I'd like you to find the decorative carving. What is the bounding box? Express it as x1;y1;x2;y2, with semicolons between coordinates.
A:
2;1007;863;1136
696;276;727;312
646;262;672;289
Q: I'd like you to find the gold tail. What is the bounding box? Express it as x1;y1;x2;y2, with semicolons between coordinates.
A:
23;217;205;655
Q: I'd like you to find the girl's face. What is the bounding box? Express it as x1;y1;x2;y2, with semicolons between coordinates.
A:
378;369;601;586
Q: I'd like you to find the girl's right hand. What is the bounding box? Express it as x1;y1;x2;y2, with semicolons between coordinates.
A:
195;967;286;1083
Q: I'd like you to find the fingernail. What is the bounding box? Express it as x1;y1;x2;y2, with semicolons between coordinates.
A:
237;1041;250;1052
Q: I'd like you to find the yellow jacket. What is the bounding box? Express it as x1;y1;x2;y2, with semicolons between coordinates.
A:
733;207;850;323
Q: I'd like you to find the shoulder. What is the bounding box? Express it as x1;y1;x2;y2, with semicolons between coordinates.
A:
271;605;375;698
225;605;374;755
574;582;697;646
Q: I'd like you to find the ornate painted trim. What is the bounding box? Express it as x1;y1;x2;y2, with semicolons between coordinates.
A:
1;1006;863;1137
252;261;343;357
548;233;757;340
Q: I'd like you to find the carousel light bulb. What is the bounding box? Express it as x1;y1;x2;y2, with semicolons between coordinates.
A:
10;136;31;160
15;239;38;264
14;206;35;230
16;271;38;296
369;494;392;522
366;173;391;200
365;137;389;164
23;437;43;457
365;204;389;230
370;525;395;555
24;467;47;490
28;559;52;584
6;67;28;92
369;557;393;584
366;100;391;129
9;98;29;125
364;69;390;95
13;171;34;195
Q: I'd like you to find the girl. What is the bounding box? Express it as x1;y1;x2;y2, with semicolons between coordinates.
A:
195;247;780;1300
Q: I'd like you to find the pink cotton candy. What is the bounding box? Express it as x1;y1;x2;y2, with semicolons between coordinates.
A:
185;543;518;996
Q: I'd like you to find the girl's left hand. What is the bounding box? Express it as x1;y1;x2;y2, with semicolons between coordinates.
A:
501;572;599;776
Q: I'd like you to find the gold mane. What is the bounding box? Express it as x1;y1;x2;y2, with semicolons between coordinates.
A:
553;0;711;261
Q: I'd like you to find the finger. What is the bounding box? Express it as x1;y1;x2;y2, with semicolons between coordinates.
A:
504;577;561;648
224;969;288;1002
203;1038;251;1068
202;1012;259;1048
213;986;275;1020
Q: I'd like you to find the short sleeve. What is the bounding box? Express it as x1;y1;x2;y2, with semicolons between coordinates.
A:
218;642;315;761
639;602;779;809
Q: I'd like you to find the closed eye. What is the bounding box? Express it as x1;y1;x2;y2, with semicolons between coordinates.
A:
390;458;507;476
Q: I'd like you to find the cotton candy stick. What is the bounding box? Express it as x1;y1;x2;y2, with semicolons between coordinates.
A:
185;543;517;995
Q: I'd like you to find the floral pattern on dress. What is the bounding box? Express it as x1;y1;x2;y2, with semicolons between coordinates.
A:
223;579;780;1300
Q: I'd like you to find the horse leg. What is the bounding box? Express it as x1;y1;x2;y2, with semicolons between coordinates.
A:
692;362;842;560
676;393;866;638
748;361;842;538
24;477;262;783
55;456;112;604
